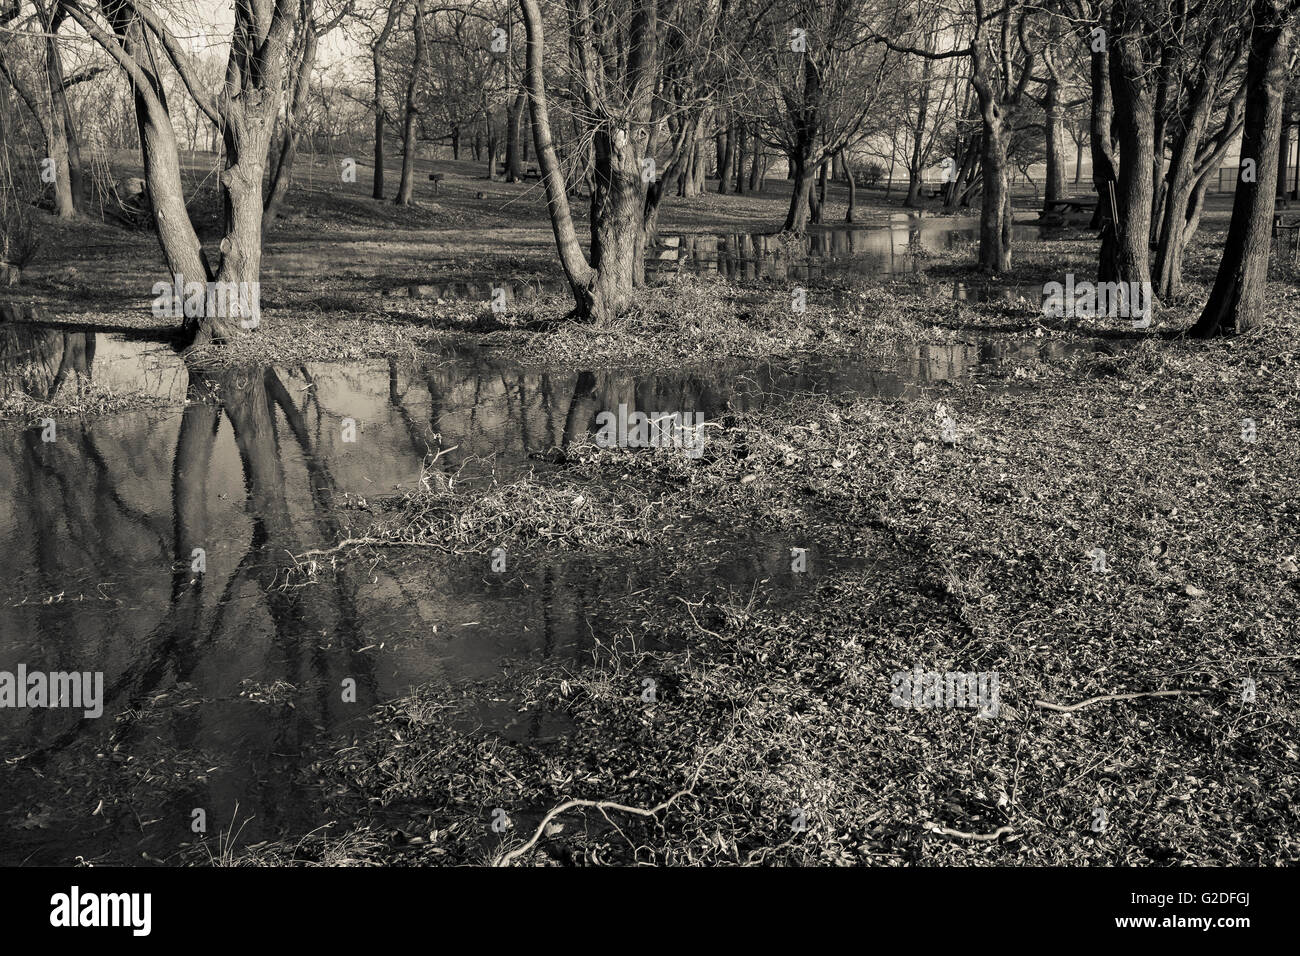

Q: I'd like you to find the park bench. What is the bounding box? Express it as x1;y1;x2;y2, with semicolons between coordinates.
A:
1040;198;1096;225
495;162;542;180
427;172;445;194
1043;199;1095;215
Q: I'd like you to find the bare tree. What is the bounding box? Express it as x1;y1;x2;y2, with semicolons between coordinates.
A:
394;0;428;205
62;0;304;342
0;0;101;218
519;0;726;319
264;0;355;230
742;0;899;233
876;0;1040;271
370;0;408;200
1192;0;1299;335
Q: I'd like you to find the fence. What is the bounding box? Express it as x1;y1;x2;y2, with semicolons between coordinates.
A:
1215;165;1300;196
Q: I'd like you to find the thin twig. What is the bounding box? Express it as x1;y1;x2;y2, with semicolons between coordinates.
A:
928;824;1016;842
293;537;447;560
493;736;731;866
1034;688;1213;713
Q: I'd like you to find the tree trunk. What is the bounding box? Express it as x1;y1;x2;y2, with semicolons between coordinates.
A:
1043;77;1066;208
213;118;278;342
946;123;981;210
1088;44;1118;231
734;124;747;193
717;122;734;194
1149;46;1177;244
87;3;210;321
749;131;762;191
783;153;817;232
371;1;407;200
905;171;923;206
39;9;79;218
484;116;497;180
589;126;646;313
395;103;418;204
264;20;319;232
1152;36;1240;299
395;0;427;206
812;155;827;223
843;150;857;222
1192;1;1291;337
505;92;526;181
1100;31;1154;289
978;123;1012;272
373;107;386;199
969;48;1013;273
519;0;596;316
1276;88;1292;202
905;54;932;208
886;129;898;198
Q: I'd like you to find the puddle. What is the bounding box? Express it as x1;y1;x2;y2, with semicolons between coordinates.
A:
646;218;1055;286
0;309;1095;863
396;218;1062;303
951;281;1044;306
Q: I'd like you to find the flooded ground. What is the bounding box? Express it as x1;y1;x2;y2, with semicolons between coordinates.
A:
0;323;1093;864
646;217;1055;285
399;217;1062;303
0;216;1091;864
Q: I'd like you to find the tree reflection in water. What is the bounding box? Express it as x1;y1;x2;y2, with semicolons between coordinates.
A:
0;317;1069;862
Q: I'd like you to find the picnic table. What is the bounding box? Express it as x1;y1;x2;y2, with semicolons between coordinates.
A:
1038;198;1096;226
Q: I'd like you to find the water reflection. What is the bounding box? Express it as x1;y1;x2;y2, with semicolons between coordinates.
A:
403;219;1057;302
0;320;1073;863
0;322;97;399
647;219;1050;285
